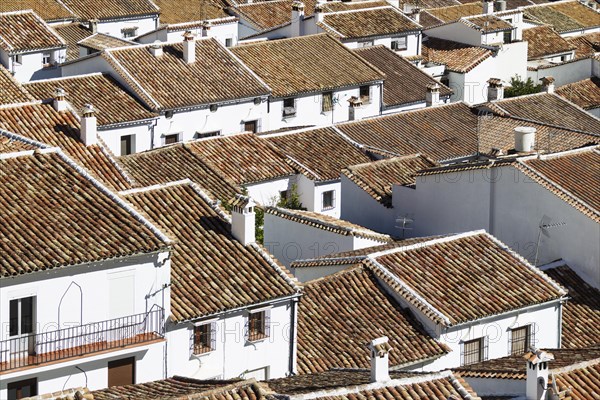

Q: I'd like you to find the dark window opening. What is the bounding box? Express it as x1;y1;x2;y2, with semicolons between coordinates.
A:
359;85;370;104
283;98;296;117
322;190;335;210
248;311;269;341
462;337;488;366
108;357;135;387
244;120;258;133
8;378;37;400
322;92;333;112
194;323;215;354
120;135;134;156
164;133;179;145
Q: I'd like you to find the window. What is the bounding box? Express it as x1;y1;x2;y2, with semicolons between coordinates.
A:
440;76;450;87
14;54;23;65
165;110;174;119
195;130;221;139
560;55;568;62
7;378;37;400
279;189;288;202
164;133;179;145
121;27;138;38
391;36;407;51
510;325;534;355
193;322;216;354
359;85;370;104
120;135;134;156
9;297;34;337
225;38;233;47
283;98;296;117
210;104;218;112
322;190;335;210
322;92;333;112
244;120;258;133
503;30;512;44
462;337;488;366
247;309;270;341
42;52;51;66
357;40;373;48
108;357;135;387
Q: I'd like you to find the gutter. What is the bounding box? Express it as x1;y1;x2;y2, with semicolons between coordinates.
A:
288;296;300;376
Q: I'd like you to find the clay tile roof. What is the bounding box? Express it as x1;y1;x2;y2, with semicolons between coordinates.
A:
124;182;299;321
231;34;385;98
523;1;600;33
187;134;296;186
353;46;452;107
77;32;134;51
0;130;40;152
104;38;270;111
235;0;300;31
372;231;567;326
566;32;600;60
0;65;34;106
0;0;74;22
119;144;239;201
54;22;92;61
59;0;159;20
321;0;389;12
465;15;513;32
421;37;493;73
553;358;600;400
0;10;66;54
336;102;480;162
0;103;132;191
264;127;371;182
320;7;421;39
522;26;575;59
296;264;448;374
24;73;157;126
519;147;600;221
423;1;482;25
403;0;461;8
92;376;265;400
265;207;392;242
153;0;230;23
342;155;437;207
488;93;600;133
556;77;600;110
544;266;600;349
0;150;168;278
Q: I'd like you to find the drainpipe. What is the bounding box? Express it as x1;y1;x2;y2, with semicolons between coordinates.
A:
288;297;299;375
379;82;384;115
557;299;564;348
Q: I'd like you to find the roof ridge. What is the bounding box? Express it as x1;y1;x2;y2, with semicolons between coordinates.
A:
0;146;58;160
250;243;302;293
322;5;395;16
303;263;366;285
0;128;50;150
551;357;600;374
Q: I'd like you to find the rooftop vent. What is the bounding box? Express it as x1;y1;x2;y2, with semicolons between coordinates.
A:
514;126;536;153
149;40;163;57
183;31;196;64
53;87;68;112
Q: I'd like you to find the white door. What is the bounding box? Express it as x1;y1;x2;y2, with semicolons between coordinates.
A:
107;273;135;342
8;297;35;358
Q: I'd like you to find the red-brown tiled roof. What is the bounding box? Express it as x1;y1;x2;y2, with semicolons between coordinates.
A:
566;32;600;60
320;7;421;39
153;0;230;23
0;10;66;54
421;37;493;73
556;77;600;110
554;359;600;400
0;0;74;21
0;130;40;152
77;32;134;51
0;150;168;278
297;265;448;374
523;1;600;33
54;22;92;61
59;0;159;20
0;65;34;106
421;1;482;27
124;182;299;321
522;25;576;59
235;0;297;31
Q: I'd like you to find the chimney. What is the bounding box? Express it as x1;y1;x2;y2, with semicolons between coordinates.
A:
53;87;68;112
80;104;97;147
524;348;554;400
231;195;256;246
487;78;504;101
369;337;391;383
540;76;555;94
411;7;421;23
291;1;305;38
182;31;196;64
314;2;325;24
426;82;441;107
149;40;163;57
514;126;536;152
90;19;98;34
495;0;506;11
483;0;494;14
348;96;363;121
202;20;212;37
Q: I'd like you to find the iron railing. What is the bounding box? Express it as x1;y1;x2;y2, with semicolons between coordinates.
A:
0;307;164;372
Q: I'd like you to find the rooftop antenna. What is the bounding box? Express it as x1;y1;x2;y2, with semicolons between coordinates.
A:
395;215;414;239
533;216;566;266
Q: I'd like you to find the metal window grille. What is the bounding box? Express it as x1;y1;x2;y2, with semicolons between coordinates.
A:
461;337;488;366
391;36;407;51
247;310;270;342
283;98;297;117
322;190;335;210
359;86;370;104
509;325;534;355
322;92;333;112
192;323;215;354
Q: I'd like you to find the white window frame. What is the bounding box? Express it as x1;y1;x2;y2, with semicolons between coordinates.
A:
321;190;335;211
162;132;181;146
391;36;408;51
191;318;217;355
282;97;297;118
357;40;374;48
120;134;135;156
195;130;221;139
246;306;272;342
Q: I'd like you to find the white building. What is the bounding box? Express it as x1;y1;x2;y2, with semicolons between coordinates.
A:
0;148;172;399
520;0;600;39
0;10;67;82
136;18;240;48
556;77;600;117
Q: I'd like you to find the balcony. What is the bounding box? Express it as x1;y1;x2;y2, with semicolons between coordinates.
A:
0;307;164;373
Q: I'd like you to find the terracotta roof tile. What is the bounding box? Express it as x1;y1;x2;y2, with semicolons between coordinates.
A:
0;65;34;106
153;0;230;23
403;0;462;8
353;46;452;107
235;0;300;31
296;265;448;374
0;130;39;152
545;265;600;349
264;127;372;181
342;155;436;207
423;2;482;25
566;32;600;60
54;22;93;61
187;134;297;185
0;103;132;191
554;359;600;400
523;26;575;59
24;73;157;126
321;0;389;12
124;182;299;321
0;10;65;53
421;37;493;73
372;232;567;326
265;207;392;242
465;15;513;33
320;7;421;39
556;77;600;110
337;102;480;161
0;150;167;278
119;143;240;201
231;34;385;97
59;0;159;20
0;0;74;22
523;1;600;33
77;32;134;51
104;38;270;111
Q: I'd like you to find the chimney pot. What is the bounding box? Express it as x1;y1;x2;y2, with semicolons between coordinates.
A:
369;337;391;383
53;87;68;112
483;0;494;14
426;82;441;107
540;76;555;94
495;0;506;11
524;348;554;400
411;7;421;23
291;1;306;37
80;104;97;147
90;19;98;34
487;78;504;101
514;126;536;153
182;31;196;64
348;96;363;121
149;40;163;57
231;195;256;246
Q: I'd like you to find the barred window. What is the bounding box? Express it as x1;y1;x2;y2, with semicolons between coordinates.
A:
322;92;333;112
462;337;487;366
391;36;407;51
510;325;534;355
193;323;215;354
248;310;270;341
283;98;297;117
322;190;335;210
359;86;370;104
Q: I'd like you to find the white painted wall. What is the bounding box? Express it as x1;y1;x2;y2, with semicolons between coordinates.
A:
99;122;156;155
294;264;354;282
527;57;595;87
559;26;600;39
464;377;525;397
137;22;239;48
246;177;293;206
394;164;600;288
166;299;295;380
93;16;159;39
342;33;421;57
0;49;66;82
425;23;483;47
295;175;342;217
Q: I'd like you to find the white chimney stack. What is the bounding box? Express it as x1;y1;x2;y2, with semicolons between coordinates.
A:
202;20;212;37
514;126;536;152
348;96;363;121
231;195;256;246
411;7;421;23
495;0;507;11
291;1;305;37
487;78;504;101
90;19;98;34
483;0;494;14
183;31;196;64
369;337;391;383
426;82;441;107
53;87;68;112
149;40;163;57
540;76;555;94
525;348;554;400
80;104;97;147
